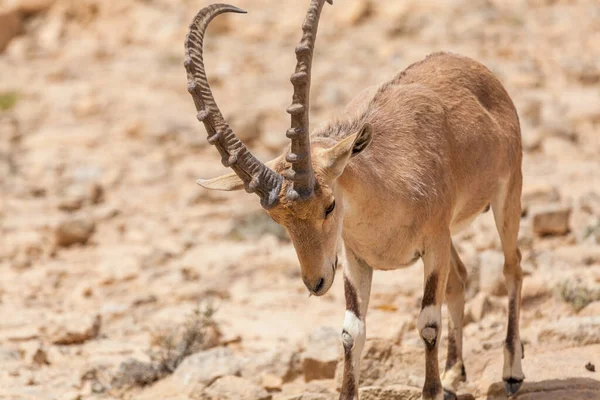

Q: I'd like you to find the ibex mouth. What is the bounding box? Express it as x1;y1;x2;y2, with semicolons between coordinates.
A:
332;255;339;277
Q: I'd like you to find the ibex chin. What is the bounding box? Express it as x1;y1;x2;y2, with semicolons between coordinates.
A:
184;1;525;399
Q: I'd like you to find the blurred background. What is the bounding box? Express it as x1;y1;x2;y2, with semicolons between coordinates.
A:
1;0;599;399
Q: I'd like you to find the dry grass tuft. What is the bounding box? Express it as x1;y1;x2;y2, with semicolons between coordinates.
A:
111;303;219;388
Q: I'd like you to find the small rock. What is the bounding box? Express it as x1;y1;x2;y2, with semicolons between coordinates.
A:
464;292;492;325
585;362;595;372
172;347;242;387
334;338;415;389
260;373;282;392
20;342;50;366
201;375;271;400
359;385;422;400
50;314;101;345
302;326;341;382
537;316;600;346
478;250;507;296
280;394;333;400
54;217;95;247
0;9;22;52
521;277;551;304
242;347;302;384
531;205;572;236
521;183;560;214
72;96;100;118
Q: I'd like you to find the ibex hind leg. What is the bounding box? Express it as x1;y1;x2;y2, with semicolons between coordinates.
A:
441;243;468;400
491;171;525;397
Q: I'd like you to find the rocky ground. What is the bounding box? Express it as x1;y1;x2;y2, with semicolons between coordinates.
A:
1;0;600;399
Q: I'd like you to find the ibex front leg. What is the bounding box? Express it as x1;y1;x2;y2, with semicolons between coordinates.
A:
419;233;451;400
339;251;373;400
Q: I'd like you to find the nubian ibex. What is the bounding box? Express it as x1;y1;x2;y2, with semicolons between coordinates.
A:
184;1;525;399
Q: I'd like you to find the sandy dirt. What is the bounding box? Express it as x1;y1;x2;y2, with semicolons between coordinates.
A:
1;0;599;399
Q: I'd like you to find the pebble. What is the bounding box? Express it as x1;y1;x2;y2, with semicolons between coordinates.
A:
54;217;95;247
359;385;421;400
172;347;242;387
537;316;600;346
302;326;341;382
531;205;572;236
201;375;272;400
50;314;101;345
464;292;493;325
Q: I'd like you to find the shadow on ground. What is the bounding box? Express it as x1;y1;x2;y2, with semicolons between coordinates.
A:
486;378;600;400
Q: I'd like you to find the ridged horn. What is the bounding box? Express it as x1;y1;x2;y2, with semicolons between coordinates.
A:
185;4;283;209
286;0;333;201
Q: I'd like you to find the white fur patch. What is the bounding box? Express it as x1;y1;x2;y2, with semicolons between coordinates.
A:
343;310;365;346
503;344;525;380
417;305;442;333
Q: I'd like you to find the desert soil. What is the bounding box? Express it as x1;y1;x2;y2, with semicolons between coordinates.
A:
1;0;599;399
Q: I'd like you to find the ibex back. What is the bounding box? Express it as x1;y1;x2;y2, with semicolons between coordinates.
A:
184;2;524;399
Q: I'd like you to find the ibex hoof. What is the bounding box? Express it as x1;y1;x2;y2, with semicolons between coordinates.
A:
504;377;524;397
443;389;457;400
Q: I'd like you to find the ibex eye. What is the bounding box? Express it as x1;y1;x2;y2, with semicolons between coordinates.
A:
325;200;336;218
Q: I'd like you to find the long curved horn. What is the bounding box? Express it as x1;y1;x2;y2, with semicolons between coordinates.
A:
185;4;283;209
285;0;333;201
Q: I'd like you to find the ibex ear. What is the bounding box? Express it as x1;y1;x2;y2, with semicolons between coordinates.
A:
319;123;372;178
197;172;244;191
197;156;283;192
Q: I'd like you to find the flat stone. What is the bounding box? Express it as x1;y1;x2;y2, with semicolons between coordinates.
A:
464;292;493;325
359;385;422;400
172;347;242;387
200;375;271;400
50;314;101;345
537;317;600;346
302;327;341;382
531;205;572;236
54;217;95;247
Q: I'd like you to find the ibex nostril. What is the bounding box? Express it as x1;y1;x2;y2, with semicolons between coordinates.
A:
315;277;325;293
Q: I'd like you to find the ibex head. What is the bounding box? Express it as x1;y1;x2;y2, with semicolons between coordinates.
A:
185;0;372;296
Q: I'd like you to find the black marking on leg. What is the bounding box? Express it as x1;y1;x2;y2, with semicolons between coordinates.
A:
504;377;524;396
344;276;360;319
445;330;458;372
421;271;438;309
505;296;517;356
461;363;467;382
423;378;443;399
482;204;491;213
521;341;525;359
423;324;442;400
340;330;356;400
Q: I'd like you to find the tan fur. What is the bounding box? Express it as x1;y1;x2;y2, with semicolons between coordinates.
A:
203;51;524;399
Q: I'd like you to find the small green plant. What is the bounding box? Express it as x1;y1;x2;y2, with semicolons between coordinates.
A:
0;92;18;111
555;279;600;312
